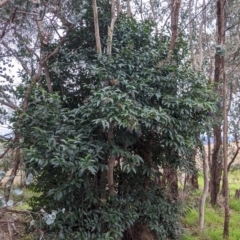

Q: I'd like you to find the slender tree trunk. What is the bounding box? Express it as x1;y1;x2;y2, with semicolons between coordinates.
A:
144;139;153;190
92;0;102;54
127;0;132;17
222;33;229;240
116;0;122;15
166;0;181;62
199;148;209;231
44;64;53;93
221;144;240;196
188;0;194;69
4;134;20;202
210;0;225;207
107;123;117;195
107;0;116;56
198;0;205;71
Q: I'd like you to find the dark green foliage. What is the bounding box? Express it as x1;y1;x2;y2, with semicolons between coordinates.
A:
16;12;216;240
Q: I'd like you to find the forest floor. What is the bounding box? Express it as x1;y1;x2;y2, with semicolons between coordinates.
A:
180;143;240;240
0;190;36;240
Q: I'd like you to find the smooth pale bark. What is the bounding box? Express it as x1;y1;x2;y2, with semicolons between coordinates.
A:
188;0;194;69
116;0;122;15
222;48;230;240
44;64;53;93
92;0;102;54
198;0;205;71
106;0;118;195
4;135;20;202
0;0;9;7
166;0;181;62
199;149;209;231
107;0;116;56
127;0;131;17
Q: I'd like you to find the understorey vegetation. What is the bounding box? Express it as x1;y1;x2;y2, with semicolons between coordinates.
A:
16;9;215;240
0;0;224;239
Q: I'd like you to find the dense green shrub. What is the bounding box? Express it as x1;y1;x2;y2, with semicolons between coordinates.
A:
15;9;216;240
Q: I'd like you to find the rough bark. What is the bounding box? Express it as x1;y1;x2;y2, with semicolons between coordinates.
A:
163;167;178;200
210;126;222;205
234;189;240;199
144;140;153;190
210;0;225;207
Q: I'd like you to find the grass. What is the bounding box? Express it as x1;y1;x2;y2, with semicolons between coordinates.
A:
180;169;240;240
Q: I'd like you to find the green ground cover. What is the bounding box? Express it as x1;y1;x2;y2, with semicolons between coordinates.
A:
181;169;240;240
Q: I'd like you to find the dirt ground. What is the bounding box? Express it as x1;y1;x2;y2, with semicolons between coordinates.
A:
0;209;29;240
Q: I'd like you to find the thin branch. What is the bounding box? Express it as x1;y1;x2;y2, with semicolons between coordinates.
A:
227;133;240;172
41;28;71;63
22;27;71;111
13;30;40;61
0;146;10;159
0;99;18;110
0;0;10;8
15;10;38;16
0;8;18;40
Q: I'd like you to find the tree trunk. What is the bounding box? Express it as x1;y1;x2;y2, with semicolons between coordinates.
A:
199;148;209;231
221;12;229;238
166;0;181;62
107;0;116;56
127;0;131;17
107;123;117;195
210;0;226;206
210;127;222;205
163;167;178;200
92;0;102;54
4;134;20;202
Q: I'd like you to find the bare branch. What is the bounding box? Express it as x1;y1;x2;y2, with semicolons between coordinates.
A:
0;99;18;110
22;27;71;111
0;0;9;8
0;146;10;159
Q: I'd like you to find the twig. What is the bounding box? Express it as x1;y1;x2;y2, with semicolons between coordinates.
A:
0;146;10;159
